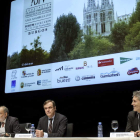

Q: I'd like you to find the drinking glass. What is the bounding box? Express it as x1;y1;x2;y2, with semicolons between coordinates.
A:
111;120;118;132
25;123;31;133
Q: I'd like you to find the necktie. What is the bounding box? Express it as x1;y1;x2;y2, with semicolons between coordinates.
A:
1;122;4;127
138;113;140;130
48;118;53;133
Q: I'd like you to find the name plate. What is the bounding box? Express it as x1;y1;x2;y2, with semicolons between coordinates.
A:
15;134;32;138
110;132;134;137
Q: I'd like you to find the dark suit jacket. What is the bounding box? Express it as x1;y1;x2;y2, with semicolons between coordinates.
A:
37;113;67;137
125;111;140;132
0;116;21;137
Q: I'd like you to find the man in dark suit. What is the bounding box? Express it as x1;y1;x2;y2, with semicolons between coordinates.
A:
125;90;140;137
36;100;67;137
0;106;21;137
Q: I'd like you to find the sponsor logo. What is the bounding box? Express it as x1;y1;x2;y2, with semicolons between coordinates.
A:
57;76;70;83
120;57;132;64
37;80;41;85
11;70;17;79
37;69;51;76
21;70;34;78
98;58;114;67
11;80;16;88
81;75;95;80
42;79;51;86
76;61;94;69
100;69;120;78
127;67;139;75
75;76;80;81
75;75;95;81
55;66;63;71
64;65;73;71
37;69;41;76
76;67;84;70
20;82;35;88
22;70;26;76
83;61;93;68
136;57;140;60
20;82;24;88
83;61;87;66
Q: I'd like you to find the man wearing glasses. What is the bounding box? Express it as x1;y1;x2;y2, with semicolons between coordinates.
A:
36;100;67;137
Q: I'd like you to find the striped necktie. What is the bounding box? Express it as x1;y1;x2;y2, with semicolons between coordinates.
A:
48;118;53;133
1;122;5;127
138;113;140;130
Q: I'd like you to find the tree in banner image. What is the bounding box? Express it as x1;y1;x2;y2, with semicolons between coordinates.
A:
20;36;50;66
30;36;50;65
10;52;20;69
69;28;114;60
123;1;140;51
129;1;140;29
20;45;30;65
90;36;114;56
124;22;140;51
50;13;81;62
109;21;129;53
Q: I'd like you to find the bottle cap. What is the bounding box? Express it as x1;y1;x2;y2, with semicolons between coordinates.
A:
98;122;102;125
31;124;34;126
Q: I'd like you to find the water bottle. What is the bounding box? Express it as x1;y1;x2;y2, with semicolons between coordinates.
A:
98;122;103;137
30;124;35;137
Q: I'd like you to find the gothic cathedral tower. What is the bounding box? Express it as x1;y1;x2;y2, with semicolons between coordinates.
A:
83;0;115;36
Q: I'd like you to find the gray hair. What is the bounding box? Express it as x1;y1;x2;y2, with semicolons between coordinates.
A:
0;106;9;116
133;90;140;101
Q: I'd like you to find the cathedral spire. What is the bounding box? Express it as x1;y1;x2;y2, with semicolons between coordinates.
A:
111;0;114;6
101;0;110;5
93;0;96;6
84;3;86;11
88;0;96;7
97;0;99;8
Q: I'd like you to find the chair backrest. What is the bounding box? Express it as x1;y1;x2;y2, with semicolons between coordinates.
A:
66;123;73;137
19;123;28;133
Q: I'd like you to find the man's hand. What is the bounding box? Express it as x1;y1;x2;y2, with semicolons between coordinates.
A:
5;133;11;137
136;130;140;137
35;130;44;137
130;131;137;137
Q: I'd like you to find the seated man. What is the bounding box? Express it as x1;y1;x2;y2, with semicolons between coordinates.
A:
36;100;67;137
0;106;21;137
125;90;140;137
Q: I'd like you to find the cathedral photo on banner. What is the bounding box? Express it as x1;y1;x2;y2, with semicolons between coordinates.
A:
83;0;139;36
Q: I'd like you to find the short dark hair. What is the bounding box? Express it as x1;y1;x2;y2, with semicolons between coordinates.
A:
0;106;9;116
133;90;140;101
43;100;56;108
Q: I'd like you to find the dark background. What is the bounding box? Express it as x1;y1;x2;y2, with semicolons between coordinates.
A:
1;0;140;137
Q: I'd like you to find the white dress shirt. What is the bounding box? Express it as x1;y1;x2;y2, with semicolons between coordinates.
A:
0;119;6;134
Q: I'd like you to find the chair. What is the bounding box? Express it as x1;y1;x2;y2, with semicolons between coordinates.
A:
19;123;28;133
66;123;73;137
